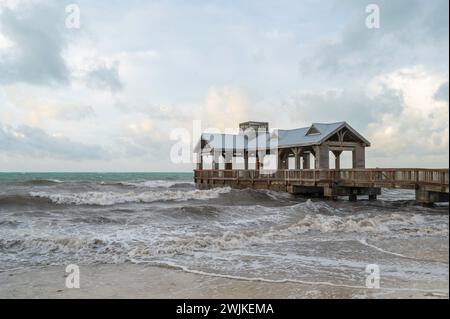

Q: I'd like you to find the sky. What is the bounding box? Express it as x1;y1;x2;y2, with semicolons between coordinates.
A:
0;0;448;172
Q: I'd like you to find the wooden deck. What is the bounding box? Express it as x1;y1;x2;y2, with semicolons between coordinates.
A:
194;168;449;204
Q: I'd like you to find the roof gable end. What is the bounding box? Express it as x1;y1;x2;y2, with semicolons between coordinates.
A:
317;122;371;146
305;125;321;136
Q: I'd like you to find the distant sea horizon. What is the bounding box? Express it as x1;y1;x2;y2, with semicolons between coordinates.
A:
0;171;195;174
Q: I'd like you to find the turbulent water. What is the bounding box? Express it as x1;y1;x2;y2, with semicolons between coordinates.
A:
0;173;448;293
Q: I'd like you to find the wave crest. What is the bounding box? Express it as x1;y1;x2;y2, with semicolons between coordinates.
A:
29;187;231;206
100;180;194;189
286;200;449;236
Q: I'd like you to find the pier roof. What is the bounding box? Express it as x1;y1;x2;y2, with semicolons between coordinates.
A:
196;121;370;152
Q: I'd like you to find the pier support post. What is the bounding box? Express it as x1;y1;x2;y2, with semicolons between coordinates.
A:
244;151;249;170
277;150;289;170
369;194;377;201
416;187;449;206
324;186;338;201
293;148;302;170
283;154;289;170
257;150;265;171
295;155;301;170
332;150;342;170
277;149;284;170
303;153;310;169
314;145;330;169
196;153;203;170
352;144;366;168
224;151;233;169
213;151;221;170
349;194;357;201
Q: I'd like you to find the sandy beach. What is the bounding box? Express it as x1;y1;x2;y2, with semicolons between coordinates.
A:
0;263;448;299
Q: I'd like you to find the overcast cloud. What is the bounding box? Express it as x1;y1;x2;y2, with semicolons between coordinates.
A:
0;0;448;171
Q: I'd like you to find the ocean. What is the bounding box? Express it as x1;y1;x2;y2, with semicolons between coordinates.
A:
0;172;448;294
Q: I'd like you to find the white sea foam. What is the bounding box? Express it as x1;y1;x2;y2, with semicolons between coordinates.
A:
101;180;194;188
358;239;415;259
282;200;449;236
138;261;449;294
125;180;192;188
47;179;64;183
29;187;231;206
3;187;448;289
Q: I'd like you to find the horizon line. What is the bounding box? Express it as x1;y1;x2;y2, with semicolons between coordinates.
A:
0;171;195;174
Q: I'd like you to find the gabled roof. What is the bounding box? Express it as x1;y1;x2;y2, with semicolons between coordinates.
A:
248;122;370;149
194;133;246;152
306;125;321;136
195;122;370;153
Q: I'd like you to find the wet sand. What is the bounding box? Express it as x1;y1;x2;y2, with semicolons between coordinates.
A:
0;263;448;299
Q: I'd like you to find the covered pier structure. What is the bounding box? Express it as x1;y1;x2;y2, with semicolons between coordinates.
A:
194;121;449;206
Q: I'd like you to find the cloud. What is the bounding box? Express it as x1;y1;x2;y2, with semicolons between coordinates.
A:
0;1;447;170
299;0;449;77
434;82;449;102
280;66;448;166
0;123;109;160
25;103;95;123
104;86;254;162
85;61;123;92
1;86;96;125
0;0;71;85
280;87;404;130
366;67;448;160
203;86;251;130
111;115;174;159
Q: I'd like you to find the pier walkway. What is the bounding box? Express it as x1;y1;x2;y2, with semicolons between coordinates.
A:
195;168;449;205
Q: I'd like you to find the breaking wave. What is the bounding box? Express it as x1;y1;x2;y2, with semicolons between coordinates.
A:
100;180;194;189
1;171;448;289
3;206;447;266
285;201;449;236
1;198;447;282
29;187;231;206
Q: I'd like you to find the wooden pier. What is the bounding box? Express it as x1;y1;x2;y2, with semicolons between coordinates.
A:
194;121;449;206
195;168;449;205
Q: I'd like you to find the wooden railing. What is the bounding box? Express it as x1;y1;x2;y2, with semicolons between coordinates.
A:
194;168;449;191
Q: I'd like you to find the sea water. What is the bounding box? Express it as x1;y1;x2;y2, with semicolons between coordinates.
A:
0;173;448;293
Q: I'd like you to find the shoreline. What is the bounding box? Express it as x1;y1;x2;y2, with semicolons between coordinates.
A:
0;263;448;299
